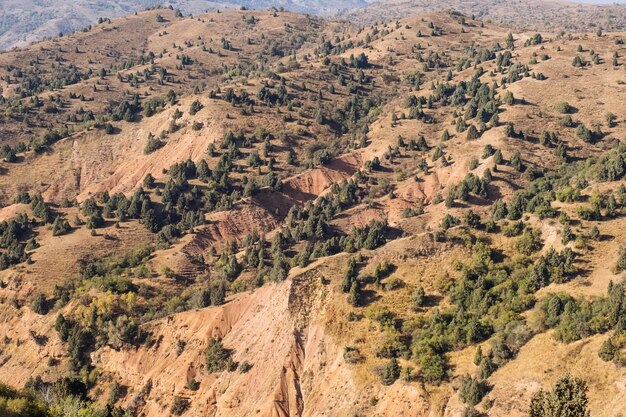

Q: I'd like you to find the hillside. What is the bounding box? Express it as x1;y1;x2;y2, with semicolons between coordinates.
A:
0;5;625;417
0;0;370;51
3;0;626;51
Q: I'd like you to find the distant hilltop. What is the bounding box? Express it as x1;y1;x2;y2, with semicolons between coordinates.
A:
2;0;626;51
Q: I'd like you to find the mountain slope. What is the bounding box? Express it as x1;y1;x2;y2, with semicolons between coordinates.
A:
0;6;625;417
3;0;626;51
0;0;371;51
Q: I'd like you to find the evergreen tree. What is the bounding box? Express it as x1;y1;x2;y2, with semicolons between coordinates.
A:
205;338;231;373
342;258;357;293
143;173;156;189
348;280;361;307
528;375;590;417
473;346;483;366
466;124;479;140
510;151;523;172
412;286;426;310
616;246;626;273
598;338;617;362
31;293;48;315
381;358;400;385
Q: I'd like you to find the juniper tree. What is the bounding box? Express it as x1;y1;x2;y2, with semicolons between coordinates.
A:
143;173;156;189
411;286;426;310
528;375;590;417
205;338;231;373
381;358;400;385
342;257;358;292
348;280;361;307
466;124;479;140
617;246;626;273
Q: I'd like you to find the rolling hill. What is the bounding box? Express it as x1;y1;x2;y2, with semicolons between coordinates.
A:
0;4;625;417
0;0;371;51
3;0;626;51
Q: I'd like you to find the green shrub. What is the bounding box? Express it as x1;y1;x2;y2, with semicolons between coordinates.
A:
170;396;189;416
554;101;573;114
419;351;446;383
459;375;490;406
186;379;200;391
31;293;48;315
205;338;231;373
616;246;626;273
412;287;426;310
598;339;617;362
239;361;252;373
515;228;543;255
189;100;203;116
144;133;164;154
380;358;400;385
502;221;524;237
528;375;589;417
343;346;363;364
